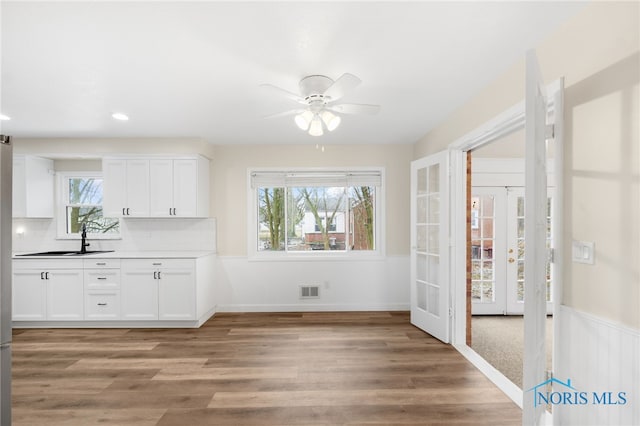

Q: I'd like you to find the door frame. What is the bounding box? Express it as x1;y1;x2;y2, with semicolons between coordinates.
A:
448;78;564;409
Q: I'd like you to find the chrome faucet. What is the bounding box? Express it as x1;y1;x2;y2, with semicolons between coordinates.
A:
80;223;90;254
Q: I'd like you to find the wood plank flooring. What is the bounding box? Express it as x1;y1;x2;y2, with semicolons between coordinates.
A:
12;312;521;425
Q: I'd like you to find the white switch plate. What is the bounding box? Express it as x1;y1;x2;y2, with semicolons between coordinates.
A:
572;240;595;264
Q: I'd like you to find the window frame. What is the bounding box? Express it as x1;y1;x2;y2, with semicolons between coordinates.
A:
247;167;385;261
56;171;121;240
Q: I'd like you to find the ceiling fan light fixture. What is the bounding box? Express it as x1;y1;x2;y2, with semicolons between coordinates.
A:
294;110;314;130
308;115;324;137
321;110;341;132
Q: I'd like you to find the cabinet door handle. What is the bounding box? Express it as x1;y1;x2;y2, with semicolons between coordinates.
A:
122;208;126;216
96;262;106;266
126;208;130;215
45;272;50;280
97;303;107;306
158;271;161;280
97;277;107;280
40;272;44;280
153;271;157;279
173;208;176;216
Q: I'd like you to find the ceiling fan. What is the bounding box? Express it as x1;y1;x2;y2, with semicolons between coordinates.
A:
261;73;380;136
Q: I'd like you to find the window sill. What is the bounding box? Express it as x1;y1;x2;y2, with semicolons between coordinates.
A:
248;251;386;262
56;235;122;241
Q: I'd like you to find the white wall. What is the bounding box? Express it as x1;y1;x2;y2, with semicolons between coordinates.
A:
210;143;412;311
415;2;639;330
13;139;412;312
216;256;409;312
412;4;639;422
211;143;412;257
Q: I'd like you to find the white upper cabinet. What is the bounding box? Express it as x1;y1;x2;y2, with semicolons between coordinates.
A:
103;158;151;217
13;155;54;218
149;159;174;217
150;157;209;217
104;155;209;219
171;159;200;217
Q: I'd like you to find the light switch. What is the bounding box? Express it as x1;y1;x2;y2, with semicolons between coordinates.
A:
572;240;595;264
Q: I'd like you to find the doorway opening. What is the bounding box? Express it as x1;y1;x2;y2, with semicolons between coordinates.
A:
465;128;555;390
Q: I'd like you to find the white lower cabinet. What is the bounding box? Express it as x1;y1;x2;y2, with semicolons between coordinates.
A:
121;267;159;320
84;259;121;320
86;291;120;320
47;270;84;320
159;268;195;320
13;259;84;321
121;259;195;321
13;270;47;321
13;254;214;327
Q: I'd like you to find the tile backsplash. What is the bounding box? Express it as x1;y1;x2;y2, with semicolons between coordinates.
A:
12;217;217;253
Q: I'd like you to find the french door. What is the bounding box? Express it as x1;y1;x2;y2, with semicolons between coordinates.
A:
471;187;553;315
410;151;449;343
506;187;554;315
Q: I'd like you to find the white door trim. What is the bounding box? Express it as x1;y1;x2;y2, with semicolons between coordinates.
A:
448;76;564;420
450;78;562;346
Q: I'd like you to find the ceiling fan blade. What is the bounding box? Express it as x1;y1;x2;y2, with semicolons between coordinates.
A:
323;73;361;101
328;103;380;115
259;84;305;104
263;109;305;119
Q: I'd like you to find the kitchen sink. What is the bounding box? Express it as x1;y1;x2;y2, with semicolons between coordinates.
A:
16;250;115;257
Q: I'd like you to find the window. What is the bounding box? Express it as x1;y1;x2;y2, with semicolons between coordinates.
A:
251;169;383;256
57;173;119;238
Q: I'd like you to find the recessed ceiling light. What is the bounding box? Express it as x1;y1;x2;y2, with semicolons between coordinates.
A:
112;112;129;121
0;114;11;121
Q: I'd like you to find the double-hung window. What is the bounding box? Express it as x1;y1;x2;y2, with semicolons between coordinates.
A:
57;172;120;238
250;169;384;257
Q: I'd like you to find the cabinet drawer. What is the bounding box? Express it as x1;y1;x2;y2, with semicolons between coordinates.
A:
83;259;120;269
14;259;83;270
85;291;120;320
84;269;121;290
122;258;194;270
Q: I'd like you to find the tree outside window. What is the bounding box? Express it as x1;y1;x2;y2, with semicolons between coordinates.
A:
64;176;119;235
257;184;376;253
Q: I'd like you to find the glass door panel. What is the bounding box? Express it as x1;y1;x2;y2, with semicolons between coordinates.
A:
506;187;554;314
471;187;506;315
411;151;449;343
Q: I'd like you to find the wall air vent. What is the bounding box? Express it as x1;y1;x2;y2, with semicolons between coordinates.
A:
300;285;320;299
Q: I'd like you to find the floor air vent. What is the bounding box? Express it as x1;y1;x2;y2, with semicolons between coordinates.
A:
300;285;320;299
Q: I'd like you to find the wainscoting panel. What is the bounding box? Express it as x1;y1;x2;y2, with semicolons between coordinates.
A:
215;256;409;312
555;305;639;425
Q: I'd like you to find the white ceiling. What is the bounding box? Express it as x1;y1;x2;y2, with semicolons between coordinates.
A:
1;1;587;145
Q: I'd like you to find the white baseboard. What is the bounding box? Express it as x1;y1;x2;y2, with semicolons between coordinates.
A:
453;343;523;408
216;303;409;313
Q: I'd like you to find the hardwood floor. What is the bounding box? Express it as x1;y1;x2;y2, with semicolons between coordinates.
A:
12;312;521;425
